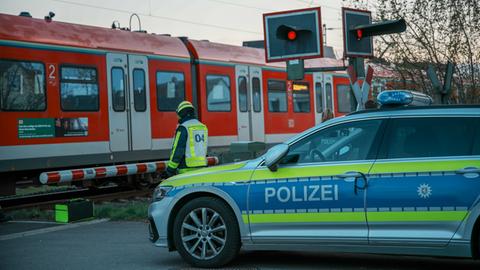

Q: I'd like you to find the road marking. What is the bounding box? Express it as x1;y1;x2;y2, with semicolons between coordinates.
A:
0;218;109;241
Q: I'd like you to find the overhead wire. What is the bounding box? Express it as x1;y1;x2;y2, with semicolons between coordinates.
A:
51;0;344;41
52;0;263;35
205;0;274;12
294;0;342;11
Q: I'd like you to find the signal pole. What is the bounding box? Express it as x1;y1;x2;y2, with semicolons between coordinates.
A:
342;7;406;110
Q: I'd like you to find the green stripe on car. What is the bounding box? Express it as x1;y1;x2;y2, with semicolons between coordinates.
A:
162;159;480;188
367;210;468;222
370;159;480;174
246;212;366;224
243;210;468;224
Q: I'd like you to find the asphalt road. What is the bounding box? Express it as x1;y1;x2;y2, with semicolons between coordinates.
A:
1;220;479;270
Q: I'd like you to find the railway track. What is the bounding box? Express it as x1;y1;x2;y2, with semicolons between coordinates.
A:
0;186;152;210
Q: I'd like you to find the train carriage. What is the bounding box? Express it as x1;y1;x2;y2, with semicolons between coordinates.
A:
0;14;193;193
0;13;359;195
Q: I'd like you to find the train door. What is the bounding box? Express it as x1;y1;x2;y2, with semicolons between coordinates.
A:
107;53;152;152
235;65;250;141
127;55;151;150
107;53;129;152
323;74;334;117
249;66;265;142
313;72;324;125
235;65;265;142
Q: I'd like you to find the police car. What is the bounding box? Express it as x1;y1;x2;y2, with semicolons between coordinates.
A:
148;91;480;268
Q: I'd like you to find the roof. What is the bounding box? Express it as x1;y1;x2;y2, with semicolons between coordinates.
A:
188;39;346;70
347;105;480;117
0;13;190;58
188;39;284;68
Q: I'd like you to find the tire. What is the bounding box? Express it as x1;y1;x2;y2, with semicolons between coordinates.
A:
477;230;480;259
173;196;240;268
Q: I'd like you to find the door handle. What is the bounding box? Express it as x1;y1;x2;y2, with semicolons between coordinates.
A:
337;171;367;195
456;167;480;179
337;171;362;182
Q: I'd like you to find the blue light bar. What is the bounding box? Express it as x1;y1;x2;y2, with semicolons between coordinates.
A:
377;90;413;105
377;90;432;107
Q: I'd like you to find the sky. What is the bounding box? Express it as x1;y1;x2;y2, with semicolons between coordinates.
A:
0;0;348;56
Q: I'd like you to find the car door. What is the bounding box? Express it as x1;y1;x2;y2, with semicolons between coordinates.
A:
367;116;480;247
248;118;386;245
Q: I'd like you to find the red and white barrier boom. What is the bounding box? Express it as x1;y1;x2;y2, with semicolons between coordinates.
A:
39;157;219;184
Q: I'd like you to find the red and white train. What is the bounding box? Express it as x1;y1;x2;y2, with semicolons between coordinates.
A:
0;13;360;193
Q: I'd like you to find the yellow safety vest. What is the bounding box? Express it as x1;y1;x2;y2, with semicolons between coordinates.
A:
180;119;208;168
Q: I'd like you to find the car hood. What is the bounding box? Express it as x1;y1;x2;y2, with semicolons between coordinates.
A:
160;161;251;187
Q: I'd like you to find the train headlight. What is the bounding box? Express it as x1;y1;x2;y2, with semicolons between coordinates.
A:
152;185;172;202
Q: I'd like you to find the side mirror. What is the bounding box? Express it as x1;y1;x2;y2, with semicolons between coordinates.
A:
264;143;289;172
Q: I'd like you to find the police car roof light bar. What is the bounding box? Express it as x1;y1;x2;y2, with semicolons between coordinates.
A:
377;90;433;108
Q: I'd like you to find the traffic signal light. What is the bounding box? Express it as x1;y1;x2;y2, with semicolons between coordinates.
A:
342;7;406;57
263;7;323;62
353;18;406;38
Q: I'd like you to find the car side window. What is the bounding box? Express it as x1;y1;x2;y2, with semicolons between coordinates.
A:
282;120;383;165
471;118;479;155
382;117;477;159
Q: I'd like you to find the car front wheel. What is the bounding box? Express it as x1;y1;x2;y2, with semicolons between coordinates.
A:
173;196;240;268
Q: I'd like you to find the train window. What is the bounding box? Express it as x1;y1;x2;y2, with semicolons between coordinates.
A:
133;69;146;112
0;60;46;111
252;77;261;112
315;82;323;113
156;71;185;111
337;84;357;113
292;82;310;113
60;66;99;111
267;80;287;112
238;76;248;112
325;82;333;111
111;67;125;112
206;75;231;112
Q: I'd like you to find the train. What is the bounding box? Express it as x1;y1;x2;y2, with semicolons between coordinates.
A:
0;13;374;195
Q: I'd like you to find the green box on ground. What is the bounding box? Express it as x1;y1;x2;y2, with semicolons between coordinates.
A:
55;199;94;223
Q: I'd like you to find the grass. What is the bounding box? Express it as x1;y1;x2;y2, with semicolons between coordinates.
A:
94;201;149;221
6;207;55;221
3;200;150;222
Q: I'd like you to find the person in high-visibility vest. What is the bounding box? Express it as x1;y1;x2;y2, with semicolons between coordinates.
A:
162;101;208;178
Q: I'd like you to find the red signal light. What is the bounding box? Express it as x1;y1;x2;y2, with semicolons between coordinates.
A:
356;29;363;40
287;30;297;41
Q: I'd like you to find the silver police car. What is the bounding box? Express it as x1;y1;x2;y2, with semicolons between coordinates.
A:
149;92;480;268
